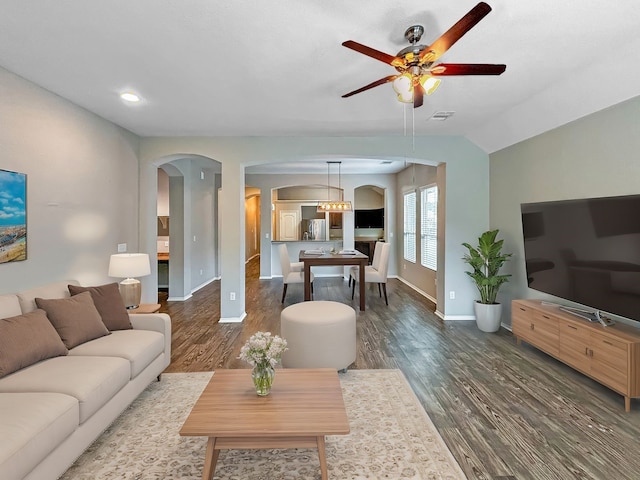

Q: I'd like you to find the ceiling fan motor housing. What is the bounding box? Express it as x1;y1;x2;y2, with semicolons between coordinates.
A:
404;25;424;44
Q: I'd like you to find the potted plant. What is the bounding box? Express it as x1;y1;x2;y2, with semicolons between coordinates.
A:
462;229;512;332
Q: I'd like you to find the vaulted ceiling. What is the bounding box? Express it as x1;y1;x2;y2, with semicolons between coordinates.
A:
1;1;639;170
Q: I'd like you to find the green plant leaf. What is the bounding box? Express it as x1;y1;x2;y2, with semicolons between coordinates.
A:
461;229;512;304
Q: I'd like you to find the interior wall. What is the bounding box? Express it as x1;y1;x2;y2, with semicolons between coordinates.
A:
354;186;384;209
490;95;640;327
245;195;260;260
183;159;218;292
395;164;439;300
0;66;140;293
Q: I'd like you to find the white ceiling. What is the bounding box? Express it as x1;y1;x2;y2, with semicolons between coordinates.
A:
1;1;639;174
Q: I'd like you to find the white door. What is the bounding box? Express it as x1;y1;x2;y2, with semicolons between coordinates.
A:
279;210;299;241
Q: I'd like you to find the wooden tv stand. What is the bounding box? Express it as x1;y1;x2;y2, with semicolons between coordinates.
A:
512;299;640;412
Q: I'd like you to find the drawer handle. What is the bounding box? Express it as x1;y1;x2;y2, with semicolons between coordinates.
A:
585;347;589;356
567;325;577;330
542;315;550;319
602;340;613;346
519;307;526;312
589;349;594;357
530;324;535;330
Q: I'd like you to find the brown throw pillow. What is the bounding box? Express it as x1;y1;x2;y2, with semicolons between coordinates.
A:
0;309;68;379
35;291;110;349
68;283;132;331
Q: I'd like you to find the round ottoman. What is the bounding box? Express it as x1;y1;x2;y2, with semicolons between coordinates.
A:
281;301;356;371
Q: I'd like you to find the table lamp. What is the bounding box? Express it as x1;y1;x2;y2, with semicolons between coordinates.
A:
108;253;151;309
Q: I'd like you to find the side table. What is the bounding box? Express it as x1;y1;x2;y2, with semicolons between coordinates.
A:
129;303;161;314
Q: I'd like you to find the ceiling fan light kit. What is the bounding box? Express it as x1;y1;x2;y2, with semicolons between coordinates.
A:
341;2;506;108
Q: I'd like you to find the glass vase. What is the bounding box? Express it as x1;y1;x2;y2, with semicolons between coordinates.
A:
251;364;275;396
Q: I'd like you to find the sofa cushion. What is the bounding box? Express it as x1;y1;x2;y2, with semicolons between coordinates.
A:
0;356;130;423
35;291;110;349
0;392;78;480
16;280;79;314
68;283;132;331
0;310;68;379
69;330;164;378
0;294;21;319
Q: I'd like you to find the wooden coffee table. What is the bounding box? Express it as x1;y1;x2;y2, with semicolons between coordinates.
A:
180;368;350;480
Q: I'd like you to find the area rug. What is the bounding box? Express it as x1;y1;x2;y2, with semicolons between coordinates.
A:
60;370;466;479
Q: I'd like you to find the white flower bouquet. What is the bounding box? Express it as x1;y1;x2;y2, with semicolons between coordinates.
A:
238;331;288;368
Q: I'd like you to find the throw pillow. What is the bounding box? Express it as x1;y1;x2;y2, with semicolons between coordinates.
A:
35;291;110;349
68;283;132;331
0;309;68;379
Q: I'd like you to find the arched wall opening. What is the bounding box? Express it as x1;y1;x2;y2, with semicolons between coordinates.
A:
139;136;489;321
142;154;221;311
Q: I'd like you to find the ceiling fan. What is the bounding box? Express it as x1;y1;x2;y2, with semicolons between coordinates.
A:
341;2;506;108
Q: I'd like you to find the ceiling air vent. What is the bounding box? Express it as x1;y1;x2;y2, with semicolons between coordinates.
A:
430;111;455;121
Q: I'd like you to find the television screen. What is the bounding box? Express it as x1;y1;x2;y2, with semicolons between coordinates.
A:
521;194;640;322
355;208;384;228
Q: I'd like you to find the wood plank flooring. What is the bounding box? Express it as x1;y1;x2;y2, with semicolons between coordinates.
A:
159;256;640;480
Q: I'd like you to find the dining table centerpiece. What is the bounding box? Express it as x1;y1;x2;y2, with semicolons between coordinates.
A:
238;331;288;396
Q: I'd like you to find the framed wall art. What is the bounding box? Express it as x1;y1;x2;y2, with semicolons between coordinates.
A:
0;169;27;263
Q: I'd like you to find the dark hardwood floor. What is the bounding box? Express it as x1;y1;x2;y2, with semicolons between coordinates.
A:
159;256;640;480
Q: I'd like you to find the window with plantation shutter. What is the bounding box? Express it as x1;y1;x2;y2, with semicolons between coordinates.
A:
403;191;416;263
420;185;437;270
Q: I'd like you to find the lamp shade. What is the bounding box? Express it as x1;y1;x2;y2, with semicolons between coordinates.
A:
108;253;151;279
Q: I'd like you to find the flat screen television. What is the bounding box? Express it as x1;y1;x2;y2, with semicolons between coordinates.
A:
521;194;640;323
355;208;384;229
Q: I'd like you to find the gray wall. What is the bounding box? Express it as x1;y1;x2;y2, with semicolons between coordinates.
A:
395;164;439;300
490;95;640;327
0;66;140;293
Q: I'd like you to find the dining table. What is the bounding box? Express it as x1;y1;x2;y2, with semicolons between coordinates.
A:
299;249;369;311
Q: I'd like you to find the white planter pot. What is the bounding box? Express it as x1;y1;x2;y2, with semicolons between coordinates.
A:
474;302;503;332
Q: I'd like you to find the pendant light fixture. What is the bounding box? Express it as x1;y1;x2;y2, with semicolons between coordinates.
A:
317;161;352;212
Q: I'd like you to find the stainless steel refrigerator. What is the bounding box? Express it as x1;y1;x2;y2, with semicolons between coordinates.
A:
303;219;326;240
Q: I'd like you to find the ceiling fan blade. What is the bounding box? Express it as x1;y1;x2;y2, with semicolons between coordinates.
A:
342;40;404;67
342;75;398;98
430;63;506;75
421;2;492;63
413;82;425;108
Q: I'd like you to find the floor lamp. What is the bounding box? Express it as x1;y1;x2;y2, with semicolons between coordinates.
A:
108;253;151;309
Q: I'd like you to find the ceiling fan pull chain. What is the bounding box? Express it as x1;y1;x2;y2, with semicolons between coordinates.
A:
412;106;416;152
403;103;407;137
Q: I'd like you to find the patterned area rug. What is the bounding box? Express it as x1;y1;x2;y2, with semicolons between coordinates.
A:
61;370;466;479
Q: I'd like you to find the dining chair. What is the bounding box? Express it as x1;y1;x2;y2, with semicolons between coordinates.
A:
350;241;390;305
348;240;383;287
278;244;313;303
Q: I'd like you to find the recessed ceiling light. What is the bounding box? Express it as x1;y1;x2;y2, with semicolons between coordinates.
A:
120;92;141;103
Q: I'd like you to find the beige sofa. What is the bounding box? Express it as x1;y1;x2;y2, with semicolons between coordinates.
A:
0;281;171;480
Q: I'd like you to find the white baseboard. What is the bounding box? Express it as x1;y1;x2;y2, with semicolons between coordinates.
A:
167;294;193;301
219;311;247;323
191;277;217;294
438;313;476;321
395;276;437;304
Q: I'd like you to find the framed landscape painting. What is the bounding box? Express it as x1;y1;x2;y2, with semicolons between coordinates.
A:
0;169;27;263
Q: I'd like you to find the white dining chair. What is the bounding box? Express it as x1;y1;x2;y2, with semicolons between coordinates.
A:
348;240;383;287
350;241;390;305
278;244;313;303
